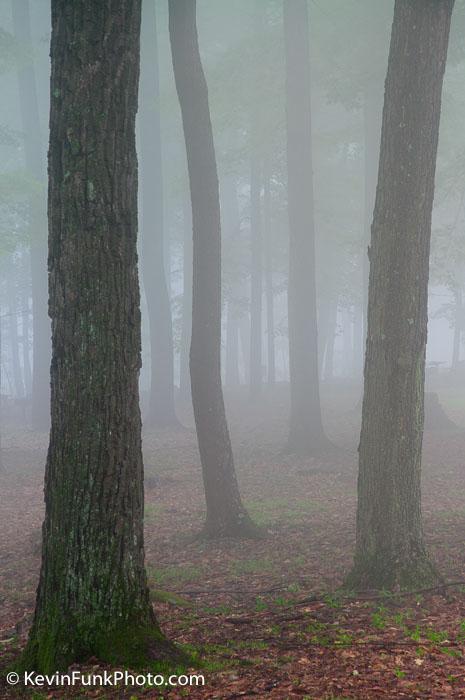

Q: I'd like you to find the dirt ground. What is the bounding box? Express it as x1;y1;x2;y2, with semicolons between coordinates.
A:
2;380;465;698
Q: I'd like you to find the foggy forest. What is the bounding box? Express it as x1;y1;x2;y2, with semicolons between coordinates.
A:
1;0;465;698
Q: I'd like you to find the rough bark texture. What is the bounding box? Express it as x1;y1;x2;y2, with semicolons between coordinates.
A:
284;0;329;454
140;0;178;428
169;0;257;539
12;0;51;430
347;0;454;591
24;0;174;672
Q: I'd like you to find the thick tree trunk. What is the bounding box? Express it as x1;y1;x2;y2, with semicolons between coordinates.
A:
263;166;275;386
347;0;454;591
169;0;257;538
140;0;178;428
179;193;193;400
23;0;175;672
284;0;329;454
12;0;50;431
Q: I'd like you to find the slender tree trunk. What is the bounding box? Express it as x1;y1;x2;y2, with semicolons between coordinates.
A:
323;298;338;382
179;193;193;400
263;165;275;386
451;288;462;370
24;0;176;671
284;0;329;453
225;303;240;387
362;88;383;347
140;0;178;427
347;0;454;590
7;267;24;399
169;0;257;538
352;302;363;378
239;315;251;386
12;0;50;430
0;309;3;470
249;157;263;398
223;175;241;388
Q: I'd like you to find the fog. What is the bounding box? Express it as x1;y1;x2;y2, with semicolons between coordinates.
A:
1;1;465;697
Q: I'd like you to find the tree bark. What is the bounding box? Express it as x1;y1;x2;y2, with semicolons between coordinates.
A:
24;0;175;671
169;0;257;538
284;0;329;454
140;0;178;428
347;0;454;591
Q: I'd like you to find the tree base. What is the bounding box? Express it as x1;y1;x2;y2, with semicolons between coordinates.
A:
20;617;188;674
196;513;264;541
285;431;338;458
344;551;440;592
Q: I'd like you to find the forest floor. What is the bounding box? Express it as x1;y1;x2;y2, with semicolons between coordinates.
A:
2;379;465;698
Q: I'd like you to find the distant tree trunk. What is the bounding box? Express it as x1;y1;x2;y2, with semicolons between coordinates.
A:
7;267;24;399
342;308;352;377
140;0;178;427
239;316;251;385
347;0;454;590
362;88;383;347
225;303;240;387
24;0;176;671
451;287;462;370
12;0;50;430
352;303;363;378
223;176;241;388
263;165;275;386
21;253;33;397
0;311;3;470
249;157;263;398
323;298;338;382
284;0;329;453
179;192;192;400
169;0;257;538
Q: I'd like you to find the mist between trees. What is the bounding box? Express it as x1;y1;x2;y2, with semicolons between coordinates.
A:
1;0;465;696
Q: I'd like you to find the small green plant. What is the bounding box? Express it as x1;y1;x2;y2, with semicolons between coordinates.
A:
324;593;343;609
393;667;406;679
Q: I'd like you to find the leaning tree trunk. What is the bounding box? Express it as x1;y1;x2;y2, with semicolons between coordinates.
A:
23;0;176;672
347;0;454;591
284;0;329;454
140;0;178;428
169;0;256;538
12;0;50;431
